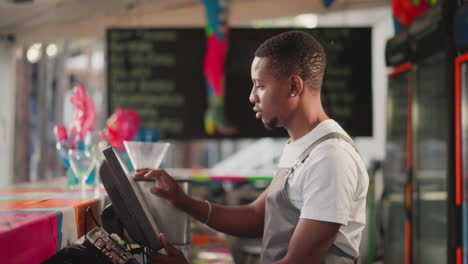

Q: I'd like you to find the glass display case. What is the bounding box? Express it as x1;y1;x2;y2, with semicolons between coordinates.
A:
454;4;468;264
458;56;468;264
383;63;412;264
383;2;458;263
411;52;449;264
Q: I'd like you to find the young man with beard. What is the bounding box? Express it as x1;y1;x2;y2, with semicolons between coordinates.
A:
137;31;368;264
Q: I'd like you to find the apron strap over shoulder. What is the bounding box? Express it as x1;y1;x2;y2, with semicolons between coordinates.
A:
298;132;356;164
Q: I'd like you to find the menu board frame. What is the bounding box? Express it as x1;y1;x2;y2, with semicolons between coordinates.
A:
107;27;373;139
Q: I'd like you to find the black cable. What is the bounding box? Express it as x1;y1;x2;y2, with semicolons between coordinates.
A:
84;207;101;239
84;210;88;240
86;207;101;227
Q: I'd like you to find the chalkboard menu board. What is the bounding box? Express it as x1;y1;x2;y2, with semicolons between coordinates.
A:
107;28;372;139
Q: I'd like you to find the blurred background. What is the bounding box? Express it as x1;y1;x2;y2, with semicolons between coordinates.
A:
1;0;467;263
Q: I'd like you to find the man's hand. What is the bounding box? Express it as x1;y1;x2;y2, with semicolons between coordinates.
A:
136;169;267;238
148;233;189;264
135;169;190;210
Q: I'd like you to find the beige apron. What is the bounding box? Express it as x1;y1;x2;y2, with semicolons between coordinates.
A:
260;132;359;264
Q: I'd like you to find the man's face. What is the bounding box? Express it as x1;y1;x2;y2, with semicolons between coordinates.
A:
249;57;291;129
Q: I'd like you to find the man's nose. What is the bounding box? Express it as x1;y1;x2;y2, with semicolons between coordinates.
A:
249;87;258;104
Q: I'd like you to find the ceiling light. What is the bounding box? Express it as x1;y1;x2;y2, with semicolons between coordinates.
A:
26;43;42;63
46;44;58;57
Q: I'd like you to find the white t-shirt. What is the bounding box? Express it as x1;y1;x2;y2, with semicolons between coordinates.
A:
277;119;369;258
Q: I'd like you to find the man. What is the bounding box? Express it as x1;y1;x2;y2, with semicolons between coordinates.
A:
136;31;369;264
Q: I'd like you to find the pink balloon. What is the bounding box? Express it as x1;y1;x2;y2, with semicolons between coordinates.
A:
53;124;68;142
69;85;97;140
102;108;141;150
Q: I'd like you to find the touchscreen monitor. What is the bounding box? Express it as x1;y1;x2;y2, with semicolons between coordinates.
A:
99;146;162;250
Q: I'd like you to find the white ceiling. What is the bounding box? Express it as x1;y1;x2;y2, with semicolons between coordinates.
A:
0;0;391;44
0;0;191;31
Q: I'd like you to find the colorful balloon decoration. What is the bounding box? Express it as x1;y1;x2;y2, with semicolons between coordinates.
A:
53;84;141;186
69;85;97;142
323;0;336;8
53;85;97;186
392;0;439;32
101;108;141;150
201;0;238;136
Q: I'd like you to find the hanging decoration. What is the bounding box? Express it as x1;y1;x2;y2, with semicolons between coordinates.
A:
392;0;438;32
201;0;237;136
323;0;336;8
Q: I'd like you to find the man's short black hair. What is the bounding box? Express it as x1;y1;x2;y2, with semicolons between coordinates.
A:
254;30;326;92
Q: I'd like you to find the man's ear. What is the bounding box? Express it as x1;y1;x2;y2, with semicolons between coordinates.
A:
289;75;304;97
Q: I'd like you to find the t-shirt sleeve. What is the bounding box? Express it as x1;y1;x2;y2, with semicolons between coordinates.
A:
299;146;357;225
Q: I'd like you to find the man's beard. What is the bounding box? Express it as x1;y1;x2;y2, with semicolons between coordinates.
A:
264;117;278;130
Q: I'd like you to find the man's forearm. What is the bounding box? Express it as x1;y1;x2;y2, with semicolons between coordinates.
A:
272;256;322;264
272;219;339;264
181;198;264;237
